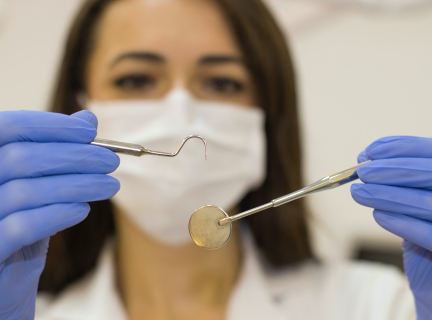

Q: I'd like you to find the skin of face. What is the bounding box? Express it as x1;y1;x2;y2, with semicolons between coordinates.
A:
86;0;257;107
85;1;247;319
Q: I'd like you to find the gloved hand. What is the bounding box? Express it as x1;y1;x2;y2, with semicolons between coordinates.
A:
351;136;432;320
0;110;120;320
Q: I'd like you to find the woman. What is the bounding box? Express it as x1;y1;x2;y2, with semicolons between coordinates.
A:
0;0;431;319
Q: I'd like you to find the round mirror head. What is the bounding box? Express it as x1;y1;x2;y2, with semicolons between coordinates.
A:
189;205;232;250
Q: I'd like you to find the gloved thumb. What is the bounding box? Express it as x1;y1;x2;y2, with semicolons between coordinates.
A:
70;110;98;129
357;150;370;163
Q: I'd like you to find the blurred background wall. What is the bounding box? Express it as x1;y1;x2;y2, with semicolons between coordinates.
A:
0;0;431;265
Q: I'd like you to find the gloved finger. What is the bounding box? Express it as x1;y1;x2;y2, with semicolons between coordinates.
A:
70;110;98;129
0;110;97;148
0;203;89;262
351;183;432;222
357;158;432;189
373;210;432;252
0;142;120;185
0;174;120;220
364;136;432;160
357;150;370;163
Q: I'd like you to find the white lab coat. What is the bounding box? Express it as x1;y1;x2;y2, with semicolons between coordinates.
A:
35;231;415;320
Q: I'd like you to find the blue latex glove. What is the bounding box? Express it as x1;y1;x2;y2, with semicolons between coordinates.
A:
351;136;432;319
0;110;120;320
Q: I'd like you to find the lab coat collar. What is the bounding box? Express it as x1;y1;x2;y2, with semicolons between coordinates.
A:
226;228;286;320
41;232;285;320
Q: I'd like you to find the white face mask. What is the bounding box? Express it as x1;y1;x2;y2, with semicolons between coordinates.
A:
87;88;266;246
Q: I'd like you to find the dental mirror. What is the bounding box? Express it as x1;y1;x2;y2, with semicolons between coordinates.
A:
188;205;232;250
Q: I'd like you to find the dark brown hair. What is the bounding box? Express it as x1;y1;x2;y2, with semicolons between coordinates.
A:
40;0;313;294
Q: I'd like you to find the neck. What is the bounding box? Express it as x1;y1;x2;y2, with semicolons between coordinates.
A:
114;208;242;320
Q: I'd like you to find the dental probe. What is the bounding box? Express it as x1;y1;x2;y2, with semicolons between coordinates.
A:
189;160;370;250
90;135;207;159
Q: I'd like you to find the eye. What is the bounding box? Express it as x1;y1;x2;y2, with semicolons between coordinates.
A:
114;74;156;90
204;77;244;94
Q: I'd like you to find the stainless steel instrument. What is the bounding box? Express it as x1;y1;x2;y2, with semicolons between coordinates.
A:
90;135;207;159
189;160;370;250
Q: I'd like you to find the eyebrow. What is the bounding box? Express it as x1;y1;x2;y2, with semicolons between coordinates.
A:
110;52;244;68
110;52;165;68
198;55;244;65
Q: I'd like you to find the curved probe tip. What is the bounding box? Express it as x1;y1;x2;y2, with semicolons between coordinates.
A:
181;135;207;160
144;135;207;159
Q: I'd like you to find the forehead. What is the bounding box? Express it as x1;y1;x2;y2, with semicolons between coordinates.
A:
95;0;242;61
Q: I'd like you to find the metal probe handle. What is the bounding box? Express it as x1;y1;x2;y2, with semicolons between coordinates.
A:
219;160;370;226
90;138;147;157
